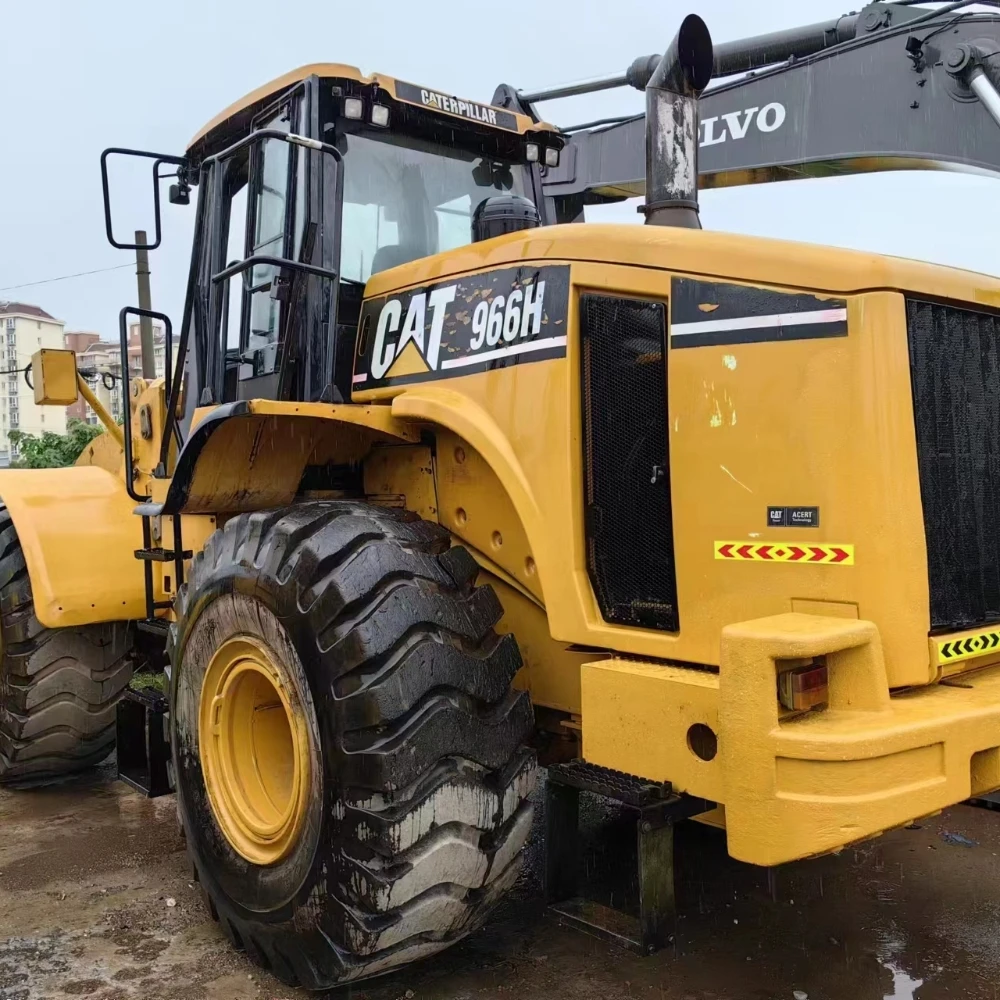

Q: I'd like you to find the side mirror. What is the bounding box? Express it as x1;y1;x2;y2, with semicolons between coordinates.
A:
31;348;126;452
100;147;188;250
31;349;79;406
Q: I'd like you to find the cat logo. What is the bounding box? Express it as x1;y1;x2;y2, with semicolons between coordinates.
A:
353;264;570;390
371;285;456;379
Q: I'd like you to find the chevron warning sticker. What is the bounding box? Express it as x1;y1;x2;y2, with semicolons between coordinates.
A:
714;541;854;565
937;630;1000;665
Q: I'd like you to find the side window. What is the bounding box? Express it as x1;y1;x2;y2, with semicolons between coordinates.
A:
246;108;294;377
186;146;247;407
253;137;289;256
223;178;249;352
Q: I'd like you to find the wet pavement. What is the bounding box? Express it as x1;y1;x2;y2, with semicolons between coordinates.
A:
1;764;999;999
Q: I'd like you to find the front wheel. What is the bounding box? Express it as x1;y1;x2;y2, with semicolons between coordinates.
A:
170;502;535;989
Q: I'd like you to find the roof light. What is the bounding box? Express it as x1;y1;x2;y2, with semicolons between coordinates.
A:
371;104;390;127
525;142;540;163
343;97;364;120
544;146;560;168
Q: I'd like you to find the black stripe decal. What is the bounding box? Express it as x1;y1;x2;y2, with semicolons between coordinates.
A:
670;278;848;348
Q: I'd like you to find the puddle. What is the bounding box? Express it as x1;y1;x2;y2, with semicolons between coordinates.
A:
877;928;924;1000
879;957;923;1000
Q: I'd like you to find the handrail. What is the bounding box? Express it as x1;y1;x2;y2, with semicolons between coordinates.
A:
212;254;338;286
203;127;342;166
157;176;207;474
119;306;173;501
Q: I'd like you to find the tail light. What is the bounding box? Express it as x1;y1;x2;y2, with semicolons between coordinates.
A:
778;659;828;712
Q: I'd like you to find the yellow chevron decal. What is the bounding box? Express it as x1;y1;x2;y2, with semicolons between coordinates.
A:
937;629;1000;664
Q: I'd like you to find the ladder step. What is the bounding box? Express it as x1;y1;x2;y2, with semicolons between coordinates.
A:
547;759;675;808
137;619;171;636
134;548;194;562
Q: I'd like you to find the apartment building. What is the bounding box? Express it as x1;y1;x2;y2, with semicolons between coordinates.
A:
0;302;68;461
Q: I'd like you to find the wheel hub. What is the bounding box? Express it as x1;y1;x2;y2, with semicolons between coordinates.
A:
199;635;310;865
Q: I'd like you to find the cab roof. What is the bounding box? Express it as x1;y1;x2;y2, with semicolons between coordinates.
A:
187;63;559;161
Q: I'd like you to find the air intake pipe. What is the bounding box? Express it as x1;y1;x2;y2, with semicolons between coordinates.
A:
642;14;714;229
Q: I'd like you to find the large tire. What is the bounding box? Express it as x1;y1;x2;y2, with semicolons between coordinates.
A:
170;502;535;990
0;505;133;782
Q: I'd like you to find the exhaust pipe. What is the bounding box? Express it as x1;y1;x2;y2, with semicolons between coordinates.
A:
642;14;714;229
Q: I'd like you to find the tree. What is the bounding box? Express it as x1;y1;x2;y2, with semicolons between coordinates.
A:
9;419;105;469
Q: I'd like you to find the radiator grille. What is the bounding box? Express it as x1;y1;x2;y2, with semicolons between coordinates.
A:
580;294;678;631
907;297;1000;631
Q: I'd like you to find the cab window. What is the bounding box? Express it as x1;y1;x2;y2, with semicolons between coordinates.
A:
339;131;525;283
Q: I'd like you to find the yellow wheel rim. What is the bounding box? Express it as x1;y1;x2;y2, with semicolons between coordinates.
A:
198;635;310;866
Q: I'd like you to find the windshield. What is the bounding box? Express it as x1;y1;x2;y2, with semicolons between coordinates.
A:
340;131;527;284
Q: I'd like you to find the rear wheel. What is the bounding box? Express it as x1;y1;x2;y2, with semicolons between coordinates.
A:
0;505;133;782
170;501;535;989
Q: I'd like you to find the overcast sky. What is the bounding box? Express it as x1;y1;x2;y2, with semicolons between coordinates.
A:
2;0;998;334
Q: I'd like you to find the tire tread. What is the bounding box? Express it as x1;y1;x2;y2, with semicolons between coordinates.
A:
175;502;535;988
0;505;132;782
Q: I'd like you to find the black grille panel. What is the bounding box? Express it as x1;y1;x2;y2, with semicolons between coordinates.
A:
907;298;1000;631
580;294;678;631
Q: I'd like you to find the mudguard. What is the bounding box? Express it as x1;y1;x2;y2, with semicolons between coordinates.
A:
0;467;145;628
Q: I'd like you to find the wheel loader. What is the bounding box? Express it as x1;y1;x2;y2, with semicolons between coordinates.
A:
6;0;1000;988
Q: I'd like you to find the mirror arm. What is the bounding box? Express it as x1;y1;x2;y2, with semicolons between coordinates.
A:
76;375;124;448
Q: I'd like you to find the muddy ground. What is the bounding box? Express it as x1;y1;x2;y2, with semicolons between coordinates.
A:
1;765;999;1000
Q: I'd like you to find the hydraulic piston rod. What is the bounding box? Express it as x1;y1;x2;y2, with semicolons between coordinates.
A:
971;68;1000;128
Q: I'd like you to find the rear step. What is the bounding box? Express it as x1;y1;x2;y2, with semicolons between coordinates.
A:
545;759;712;955
116;686;172;797
969;792;1000;810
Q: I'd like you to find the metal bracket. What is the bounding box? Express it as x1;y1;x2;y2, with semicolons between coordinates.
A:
116;687;172;797
544;759;711;955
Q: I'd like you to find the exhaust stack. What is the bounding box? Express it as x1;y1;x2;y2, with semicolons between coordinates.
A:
642;14;714;229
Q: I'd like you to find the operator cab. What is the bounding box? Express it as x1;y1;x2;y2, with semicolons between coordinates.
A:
174;65;563;416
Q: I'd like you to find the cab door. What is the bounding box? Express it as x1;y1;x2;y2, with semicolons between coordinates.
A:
189;77;342;417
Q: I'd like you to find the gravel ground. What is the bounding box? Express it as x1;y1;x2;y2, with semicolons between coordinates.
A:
2;763;999;999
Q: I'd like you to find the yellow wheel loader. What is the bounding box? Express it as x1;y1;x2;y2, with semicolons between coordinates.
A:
8;0;1000;987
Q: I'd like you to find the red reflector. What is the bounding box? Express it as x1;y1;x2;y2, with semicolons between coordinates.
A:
778;662;828;711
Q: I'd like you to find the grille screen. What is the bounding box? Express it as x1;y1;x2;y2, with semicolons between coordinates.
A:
907;298;1000;631
580;294;678;631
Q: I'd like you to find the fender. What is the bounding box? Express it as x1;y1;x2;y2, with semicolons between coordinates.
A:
390;385;549;598
0;466;145;628
383;387;589;719
149;399;419;516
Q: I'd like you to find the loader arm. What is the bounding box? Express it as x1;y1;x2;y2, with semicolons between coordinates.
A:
534;2;1000;211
